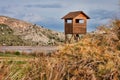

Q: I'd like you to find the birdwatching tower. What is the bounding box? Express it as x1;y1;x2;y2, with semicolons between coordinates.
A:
62;11;90;43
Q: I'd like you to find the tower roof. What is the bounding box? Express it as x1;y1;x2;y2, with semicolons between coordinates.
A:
62;11;90;19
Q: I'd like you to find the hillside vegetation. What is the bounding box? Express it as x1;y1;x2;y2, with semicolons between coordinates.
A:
0;16;64;46
0;24;35;46
0;20;120;80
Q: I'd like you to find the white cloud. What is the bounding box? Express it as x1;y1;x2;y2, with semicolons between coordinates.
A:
0;0;119;31
22;14;44;23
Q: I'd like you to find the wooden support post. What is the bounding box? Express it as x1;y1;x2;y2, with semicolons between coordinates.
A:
65;34;67;44
69;34;74;43
65;34;81;43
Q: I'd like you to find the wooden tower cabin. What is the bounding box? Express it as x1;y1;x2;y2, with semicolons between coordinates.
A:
62;11;90;43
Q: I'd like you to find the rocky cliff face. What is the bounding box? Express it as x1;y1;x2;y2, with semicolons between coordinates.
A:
0;16;64;46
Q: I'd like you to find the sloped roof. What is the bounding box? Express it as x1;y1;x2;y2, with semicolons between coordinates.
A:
62;11;90;19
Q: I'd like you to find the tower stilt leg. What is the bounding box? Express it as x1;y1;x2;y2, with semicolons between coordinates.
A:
65;34;67;44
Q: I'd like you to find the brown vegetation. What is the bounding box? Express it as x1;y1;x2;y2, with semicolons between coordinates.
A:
0;19;120;80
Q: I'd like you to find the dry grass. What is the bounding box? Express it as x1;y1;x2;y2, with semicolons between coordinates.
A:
0;19;120;80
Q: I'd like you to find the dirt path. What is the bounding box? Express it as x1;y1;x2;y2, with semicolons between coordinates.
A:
0;46;59;53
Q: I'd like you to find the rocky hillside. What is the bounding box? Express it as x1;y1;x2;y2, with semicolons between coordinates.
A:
0;16;64;46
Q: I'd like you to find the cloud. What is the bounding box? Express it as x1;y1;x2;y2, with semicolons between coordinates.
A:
89;9;116;19
22;14;44;23
0;6;14;14
0;0;119;32
86;9;118;32
88;9;116;25
25;3;62;8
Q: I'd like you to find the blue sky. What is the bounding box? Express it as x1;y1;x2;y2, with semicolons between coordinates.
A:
0;0;120;32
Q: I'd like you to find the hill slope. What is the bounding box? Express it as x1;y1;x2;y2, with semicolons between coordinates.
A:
0;16;64;46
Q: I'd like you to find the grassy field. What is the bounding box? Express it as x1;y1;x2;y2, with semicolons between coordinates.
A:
0;52;34;61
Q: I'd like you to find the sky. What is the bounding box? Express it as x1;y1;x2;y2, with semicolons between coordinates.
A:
0;0;120;32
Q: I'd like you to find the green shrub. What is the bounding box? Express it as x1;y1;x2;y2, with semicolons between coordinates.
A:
117;45;120;50
14;51;20;55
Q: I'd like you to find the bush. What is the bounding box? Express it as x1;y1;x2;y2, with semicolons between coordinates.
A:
117;45;120;50
14;51;20;55
111;19;120;40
